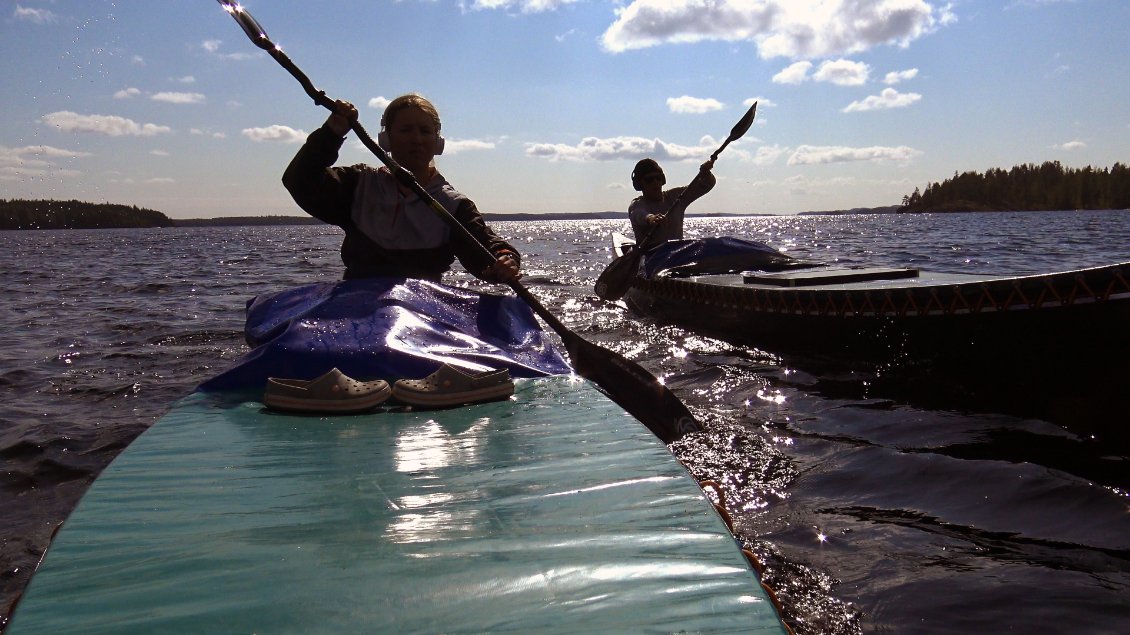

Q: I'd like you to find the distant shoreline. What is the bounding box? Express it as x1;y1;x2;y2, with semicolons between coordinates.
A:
1;199;899;229
5;198;1125;230
173;206;1125;227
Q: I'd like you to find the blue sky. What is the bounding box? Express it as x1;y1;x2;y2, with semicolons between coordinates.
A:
2;0;1128;219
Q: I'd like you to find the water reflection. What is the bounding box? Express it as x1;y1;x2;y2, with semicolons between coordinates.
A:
385;417;490;544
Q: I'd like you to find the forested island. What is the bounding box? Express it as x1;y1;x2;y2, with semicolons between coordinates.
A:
899;161;1130;213
0;199;327;229
0;199;174;230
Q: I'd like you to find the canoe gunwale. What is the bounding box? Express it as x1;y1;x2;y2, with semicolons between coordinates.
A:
628;261;1130;319
620;257;1130;365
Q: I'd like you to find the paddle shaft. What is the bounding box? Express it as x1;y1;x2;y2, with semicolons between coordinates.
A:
216;0;701;443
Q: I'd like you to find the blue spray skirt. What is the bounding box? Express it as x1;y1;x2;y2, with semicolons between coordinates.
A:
198;278;571;393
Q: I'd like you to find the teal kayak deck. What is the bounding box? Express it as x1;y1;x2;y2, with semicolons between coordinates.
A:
10;377;785;633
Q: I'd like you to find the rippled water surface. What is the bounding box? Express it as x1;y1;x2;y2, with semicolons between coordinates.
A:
3;211;1130;634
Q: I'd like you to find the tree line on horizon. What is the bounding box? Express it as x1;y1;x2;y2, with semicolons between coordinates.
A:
899;161;1130;213
0;199;324;229
7;162;1130;229
0;199;174;230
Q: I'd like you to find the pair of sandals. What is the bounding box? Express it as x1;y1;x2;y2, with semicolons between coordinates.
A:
263;364;514;414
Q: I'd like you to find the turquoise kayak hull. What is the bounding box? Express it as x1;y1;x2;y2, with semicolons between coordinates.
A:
9;377;787;633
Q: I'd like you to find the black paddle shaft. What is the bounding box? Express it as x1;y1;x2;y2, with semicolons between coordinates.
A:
216;0;701;444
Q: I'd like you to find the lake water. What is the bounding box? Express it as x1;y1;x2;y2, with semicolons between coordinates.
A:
2;210;1129;634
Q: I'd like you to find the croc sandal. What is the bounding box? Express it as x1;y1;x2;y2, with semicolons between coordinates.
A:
392;364;514;408
264;368;391;414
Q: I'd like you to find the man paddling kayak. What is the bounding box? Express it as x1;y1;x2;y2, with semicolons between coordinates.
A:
627;157;716;245
283;94;521;283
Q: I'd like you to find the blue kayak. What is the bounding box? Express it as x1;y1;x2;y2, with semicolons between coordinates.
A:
9;279;789;634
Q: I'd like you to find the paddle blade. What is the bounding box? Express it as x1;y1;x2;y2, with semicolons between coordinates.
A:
594;250;644;301
729;101;757;142
564;333;701;444
710;102;758;161
217;0;273;50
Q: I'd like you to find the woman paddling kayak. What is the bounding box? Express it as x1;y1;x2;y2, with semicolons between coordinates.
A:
283;93;521;283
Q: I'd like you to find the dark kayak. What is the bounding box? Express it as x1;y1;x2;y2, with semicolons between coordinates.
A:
611;235;1130;367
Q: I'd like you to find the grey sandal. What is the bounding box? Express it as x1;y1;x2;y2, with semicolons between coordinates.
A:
264;368;391;414
392;364;514;408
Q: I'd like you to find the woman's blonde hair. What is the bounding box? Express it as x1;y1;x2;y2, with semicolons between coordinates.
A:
381;93;441;132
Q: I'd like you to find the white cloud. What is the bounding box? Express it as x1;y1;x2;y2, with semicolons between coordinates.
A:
150;150;170;157
241;125;307;143
14;5;58;24
600;0;948;59
444;139;497;154
752;144;788;165
843;87;922;112
151;92;206;105
470;0;581;15
775;59;869;86
145;177;175;184
667;95;724;114
813;59;870;86
773;61;812;84
368;96;392;110
1054;140;1086;151
745;96;776;108
785;174;811;195
114;87;142;100
0;145;86;171
39;111;172;136
602;0;775;53
1048;64;1070;78
525;135;715;162
883;68;919;84
0;144;92;180
1006;0;1075;8
787;144;922;165
1;166;80;180
781;174;904;197
176;75;197;84
202;39;255;61
1;145;91;160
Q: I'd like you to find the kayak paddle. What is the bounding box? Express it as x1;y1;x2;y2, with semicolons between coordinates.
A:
215;0;702;444
594;102;757;302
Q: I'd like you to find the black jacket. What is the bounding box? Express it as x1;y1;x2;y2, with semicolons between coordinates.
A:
283;125;519;281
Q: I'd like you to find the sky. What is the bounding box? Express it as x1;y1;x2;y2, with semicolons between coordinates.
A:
1;0;1128;219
